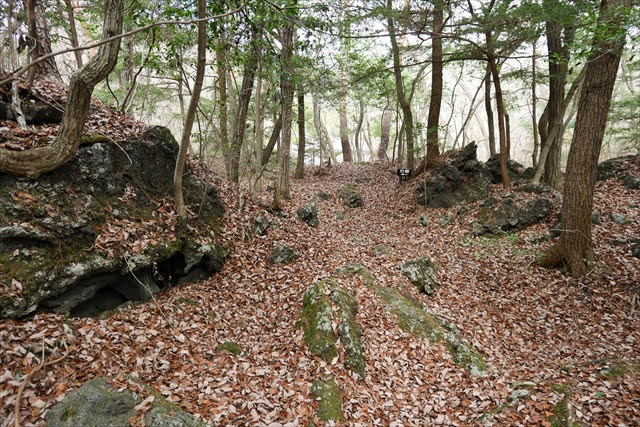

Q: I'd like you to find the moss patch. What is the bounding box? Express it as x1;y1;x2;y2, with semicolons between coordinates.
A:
312;379;345;422
327;280;365;376
217;341;242;355
336;263;376;287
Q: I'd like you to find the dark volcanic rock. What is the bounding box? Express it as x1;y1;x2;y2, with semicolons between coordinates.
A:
252;215;270;236
0;100;63;125
339;185;363;208
416;143;491;208
269;244;298;264
597;155;639;181
485;154;527;184
475;197;552;235
621;174;640;190
0;126;225;318
398;257;440;295
297;203;319;227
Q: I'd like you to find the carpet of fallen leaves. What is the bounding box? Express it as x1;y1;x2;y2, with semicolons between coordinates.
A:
1;161;639;426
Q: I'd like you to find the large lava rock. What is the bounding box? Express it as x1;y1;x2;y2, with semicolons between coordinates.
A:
398;257;440;295
45;378;207;427
473;197;552;235
0;126;226;318
416;143;491;208
297;203;319;227
0;100;64;125
597;154;640;182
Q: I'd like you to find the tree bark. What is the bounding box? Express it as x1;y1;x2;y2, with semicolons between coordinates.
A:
487;47;511;187
272;13;295;209
484;62;496;157
174;0;205;217
425;0;443;163
378;104;392;161
531;42;539;167
538;0;630;277
339;0;353;162
353;97;364;162
294;87;306;178
25;0;62;83
253;71;264;191
216;40;229;171
261;114;282;167
0;0;123;178
387;0;414;169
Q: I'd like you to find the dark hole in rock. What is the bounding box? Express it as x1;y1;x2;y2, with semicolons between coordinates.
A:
38;249;216;318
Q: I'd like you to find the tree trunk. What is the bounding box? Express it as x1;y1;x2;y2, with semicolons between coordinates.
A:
0;0;123;178
484;62;496;157
487;48;511;187
174;0;205;217
294;87;306;178
542;6;568;188
273;15;295;209
339;0;353;162
261;114;282;166
62;0;83;67
25;0;62;83
387;0;414;169
253;71;264;191
354;98;364;162
216;40;229;172
425;0;443;163
531;42;539;167
538;0;630;277
226;38;258;184
378;104;392;161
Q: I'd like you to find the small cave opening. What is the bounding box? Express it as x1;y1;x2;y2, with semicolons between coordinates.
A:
39;250;219;318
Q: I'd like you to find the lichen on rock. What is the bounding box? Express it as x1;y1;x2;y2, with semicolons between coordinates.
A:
312;379;345;422
298;281;338;363
398;257;440;295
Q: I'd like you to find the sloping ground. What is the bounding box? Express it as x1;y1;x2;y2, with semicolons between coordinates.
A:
1;162;639;426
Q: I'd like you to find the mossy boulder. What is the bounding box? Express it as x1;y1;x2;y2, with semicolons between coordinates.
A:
298;281;338;362
312;379;345;422
45;377;207;427
373;285;486;374
252;215;270;236
336;263;376;287
474;197;552;235
339;185;363;208
0;126;225;318
299;279;366;376
398;257;440;295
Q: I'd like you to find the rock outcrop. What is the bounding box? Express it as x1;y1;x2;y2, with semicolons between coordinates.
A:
339;185;363;208
473;197;552;235
485;154;528;184
269;244;299;264
416;143;491;208
0;126;226;318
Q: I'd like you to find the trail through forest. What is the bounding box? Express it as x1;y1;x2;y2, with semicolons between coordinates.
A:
2;162;639;426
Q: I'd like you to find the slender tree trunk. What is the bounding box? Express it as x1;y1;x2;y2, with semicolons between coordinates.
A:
338;0;353;162
261;114;282;166
354;98;364;162
364;117;375;161
174;0;205;217
253;72;264;191
531;42;539;167
505;112;511;159
426;0;443;163
484;62;496;157
227;38;258;184
0;0;123;178
273;12;295;209
378;104;392;161
487;48;511;187
538;0;630;277
294;87;306;178
216;40;229;171
387;0;414;169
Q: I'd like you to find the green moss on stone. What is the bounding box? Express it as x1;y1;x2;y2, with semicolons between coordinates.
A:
298;281;338;362
549;398;580;427
336;263;376;287
312;379;345;422
327;280;365;376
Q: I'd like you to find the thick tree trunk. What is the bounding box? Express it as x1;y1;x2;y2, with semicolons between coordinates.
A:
0;0;123;178
484;62;496;157
378;105;392;161
272;16;295;209
425;0;443;163
387;0;414;169
294;88;306;178
174;0;205;217
538;0;629;277
25;0;62;83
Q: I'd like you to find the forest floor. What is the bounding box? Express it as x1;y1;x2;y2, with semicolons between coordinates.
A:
1;161;639;426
